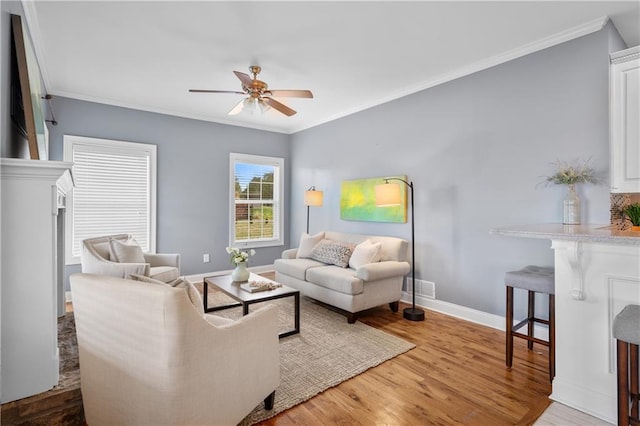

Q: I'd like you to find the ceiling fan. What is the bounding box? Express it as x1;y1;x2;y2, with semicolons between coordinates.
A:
189;65;313;117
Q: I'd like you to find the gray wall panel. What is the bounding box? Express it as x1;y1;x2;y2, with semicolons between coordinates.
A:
47;97;290;290
290;25;622;316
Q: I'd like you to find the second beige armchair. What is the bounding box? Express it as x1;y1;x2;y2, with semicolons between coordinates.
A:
81;234;180;282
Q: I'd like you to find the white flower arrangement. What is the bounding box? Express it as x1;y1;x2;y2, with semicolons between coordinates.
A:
225;246;256;265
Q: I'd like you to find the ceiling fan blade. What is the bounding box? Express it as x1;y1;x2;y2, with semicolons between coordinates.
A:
228;98;247;115
266;90;313;99
263;97;297;116
189;89;245;94
233;71;253;87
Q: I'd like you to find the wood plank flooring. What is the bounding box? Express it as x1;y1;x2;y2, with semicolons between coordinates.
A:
3;272;558;425
258;275;553;425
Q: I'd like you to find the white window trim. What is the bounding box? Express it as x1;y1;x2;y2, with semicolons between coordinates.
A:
63;135;157;265
229;152;284;249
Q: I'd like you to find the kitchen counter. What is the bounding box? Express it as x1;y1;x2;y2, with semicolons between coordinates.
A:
491;223;640;423
490;223;640;245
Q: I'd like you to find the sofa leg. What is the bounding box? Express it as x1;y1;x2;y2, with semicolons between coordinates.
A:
389;301;399;312
264;391;276;410
347;313;357;324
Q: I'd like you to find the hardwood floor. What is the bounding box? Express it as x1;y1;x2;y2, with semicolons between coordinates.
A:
259;301;553;425
5;272;556;425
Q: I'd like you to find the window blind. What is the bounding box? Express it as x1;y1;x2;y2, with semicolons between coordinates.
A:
65;136;156;262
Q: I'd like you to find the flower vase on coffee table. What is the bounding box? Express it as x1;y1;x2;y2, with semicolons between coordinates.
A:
231;262;250;282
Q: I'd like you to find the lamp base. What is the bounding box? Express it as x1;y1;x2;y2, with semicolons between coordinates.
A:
403;307;425;321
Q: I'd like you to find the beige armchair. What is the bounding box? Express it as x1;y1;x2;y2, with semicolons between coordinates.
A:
70;273;280;425
81;234;180;282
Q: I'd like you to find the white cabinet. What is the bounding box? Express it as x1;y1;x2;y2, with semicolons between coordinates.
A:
610;46;640;193
1;158;73;403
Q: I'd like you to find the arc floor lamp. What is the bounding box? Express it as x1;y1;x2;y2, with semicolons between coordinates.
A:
375;177;425;321
304;186;323;234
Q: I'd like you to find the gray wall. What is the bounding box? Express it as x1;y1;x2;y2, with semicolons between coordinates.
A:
1;6;628;318
290;23;626;317
47;97;291;288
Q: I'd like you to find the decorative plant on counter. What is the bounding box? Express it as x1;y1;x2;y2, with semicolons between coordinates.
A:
541;158;599;225
542;158;599;186
623;203;640;229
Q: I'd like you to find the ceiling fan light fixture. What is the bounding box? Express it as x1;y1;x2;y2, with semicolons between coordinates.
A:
191;65;313;118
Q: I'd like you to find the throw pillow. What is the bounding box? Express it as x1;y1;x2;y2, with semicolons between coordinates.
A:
170;277;204;315
109;237;146;264
296;231;325;259
349;239;382;270
309;239;355;268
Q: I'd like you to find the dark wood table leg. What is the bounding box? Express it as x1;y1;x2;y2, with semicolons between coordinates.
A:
203;280;208;312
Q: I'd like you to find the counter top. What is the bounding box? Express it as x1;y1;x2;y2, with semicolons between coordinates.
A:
490;223;640;246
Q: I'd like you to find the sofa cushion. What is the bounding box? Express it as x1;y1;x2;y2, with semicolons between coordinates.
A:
149;266;179;283
370;236;407;262
129;274;203;315
349;239;382;270
129;273;166;285
274;258;325;280
309;239;355;268
109;238;145;263
92;241;112;261
170;277;204;315
306;265;364;295
296;232;325;258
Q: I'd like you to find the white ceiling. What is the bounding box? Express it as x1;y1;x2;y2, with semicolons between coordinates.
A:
24;1;640;134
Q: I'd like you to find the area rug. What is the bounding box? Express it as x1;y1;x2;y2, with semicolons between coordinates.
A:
198;285;416;425
60;285;415;425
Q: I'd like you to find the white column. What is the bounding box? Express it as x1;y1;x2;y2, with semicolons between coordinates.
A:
551;239;640;423
1;158;73;402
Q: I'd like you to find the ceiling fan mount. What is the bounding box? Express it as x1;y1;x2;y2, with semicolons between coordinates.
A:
189;65;313;117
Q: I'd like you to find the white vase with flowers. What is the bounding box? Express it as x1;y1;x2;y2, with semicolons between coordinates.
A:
226;246;256;282
542;158;598;225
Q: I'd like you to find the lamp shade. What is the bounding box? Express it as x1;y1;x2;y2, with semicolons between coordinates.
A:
304;189;323;207
375;182;402;206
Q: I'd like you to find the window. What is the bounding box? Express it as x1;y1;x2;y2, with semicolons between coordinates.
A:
229;153;284;248
64;135;156;264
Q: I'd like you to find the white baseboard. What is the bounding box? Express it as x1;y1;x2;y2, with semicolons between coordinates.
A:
402;291;549;339
180;268;549;339
403;291;505;330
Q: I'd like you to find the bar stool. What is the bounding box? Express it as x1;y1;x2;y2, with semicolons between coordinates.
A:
613;304;640;426
505;265;555;382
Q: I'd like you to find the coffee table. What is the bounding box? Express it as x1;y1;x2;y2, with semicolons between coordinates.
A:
203;273;300;339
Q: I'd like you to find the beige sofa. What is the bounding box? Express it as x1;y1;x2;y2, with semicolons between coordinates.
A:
275;231;410;323
70;273;280;425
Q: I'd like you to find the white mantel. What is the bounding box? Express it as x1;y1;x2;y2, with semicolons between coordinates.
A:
1;158;74;403
491;224;640;423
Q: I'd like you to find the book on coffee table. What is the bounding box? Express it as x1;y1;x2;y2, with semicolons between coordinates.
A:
240;281;282;293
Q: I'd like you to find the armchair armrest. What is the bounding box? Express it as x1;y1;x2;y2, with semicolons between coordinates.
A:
355;261;410;281
196;304;280;415
144;253;180;270
81;250;150;278
281;248;298;259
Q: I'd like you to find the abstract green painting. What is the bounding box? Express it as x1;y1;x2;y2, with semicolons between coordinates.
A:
340;175;407;223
